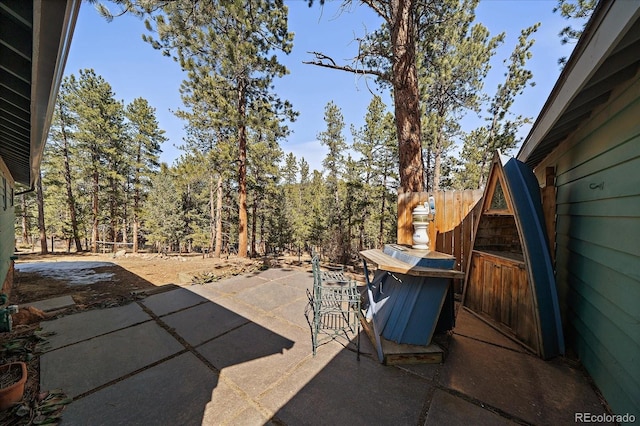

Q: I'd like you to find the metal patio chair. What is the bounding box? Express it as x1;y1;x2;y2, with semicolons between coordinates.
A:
305;254;360;359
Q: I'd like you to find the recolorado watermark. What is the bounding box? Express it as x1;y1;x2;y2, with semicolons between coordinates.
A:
575;412;636;423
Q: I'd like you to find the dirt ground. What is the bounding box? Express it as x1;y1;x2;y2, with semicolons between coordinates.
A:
9;251;302;308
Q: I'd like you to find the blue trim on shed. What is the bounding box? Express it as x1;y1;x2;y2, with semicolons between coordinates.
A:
501;156;565;358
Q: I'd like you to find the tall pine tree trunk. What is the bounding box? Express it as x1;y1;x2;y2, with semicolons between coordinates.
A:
391;0;423;193
133;148;142;253
237;85;248;258
91;168;99;253
214;175;223;258
36;172;48;254
60;128;82;252
109;178;118;251
209;174;215;256
251;196;257;257
433;140;442;192
133;219;139;253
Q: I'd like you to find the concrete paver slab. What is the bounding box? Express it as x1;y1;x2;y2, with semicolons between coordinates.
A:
141;287;209;316
396;361;440;382
41;321;183;397
188;285;268;325
162;301;250;347
454;308;527;353
38;267;609;426
205;274;269;296
23;295;75;312
439;335;608;425
254;267;301;281
197;320;303;397
226;406;270;426
425;389;515;425
271;295;311;330
60;353;218;425
256;339;344;415
234;280;306;313
260;349;431;425
202;376;262;425
40;303;151;350
270;270;313;288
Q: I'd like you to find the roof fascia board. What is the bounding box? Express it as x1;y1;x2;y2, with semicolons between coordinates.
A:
517;1;640;163
29;0;80;187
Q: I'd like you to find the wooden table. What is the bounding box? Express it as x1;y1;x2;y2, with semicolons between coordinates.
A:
360;246;464;364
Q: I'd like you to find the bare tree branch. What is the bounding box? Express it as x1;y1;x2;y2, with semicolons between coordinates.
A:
303;52;387;79
360;0;391;24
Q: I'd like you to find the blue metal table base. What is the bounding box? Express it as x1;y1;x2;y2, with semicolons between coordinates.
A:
362;260;452;363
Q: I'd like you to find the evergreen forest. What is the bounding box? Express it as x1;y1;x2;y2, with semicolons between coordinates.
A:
14;0;593;264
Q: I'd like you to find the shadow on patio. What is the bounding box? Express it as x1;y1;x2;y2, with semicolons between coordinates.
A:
31;265;608;425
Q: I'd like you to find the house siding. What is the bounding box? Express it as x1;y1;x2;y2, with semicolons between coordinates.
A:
536;72;640;416
0;159;15;295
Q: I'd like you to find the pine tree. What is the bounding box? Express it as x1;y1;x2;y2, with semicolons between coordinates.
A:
418;0;503;190
306;0;463;192
307;170;328;254
143;163;185;252
351;95;398;248
317;101;348;262
247;131;284;256
142;0;296;258
171;153;210;252
68;69;127;252
553;0;596;66
125;97;166;252
45;77;84;251
456;24;540;189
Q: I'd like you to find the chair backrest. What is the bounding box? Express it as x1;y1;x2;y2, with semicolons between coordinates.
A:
311;253;321;286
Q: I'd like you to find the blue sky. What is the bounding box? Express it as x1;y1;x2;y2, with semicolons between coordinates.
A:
64;0;576;172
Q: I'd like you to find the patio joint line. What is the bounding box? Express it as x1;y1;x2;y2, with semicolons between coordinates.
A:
70;348;190;402
136;300;241;377
434;386;535;425
41;316;153;353
192;319;252;349
136;301;278;422
155;299;210;318
417;368;439;425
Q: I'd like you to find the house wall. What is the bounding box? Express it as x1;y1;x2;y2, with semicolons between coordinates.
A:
534;71;640;416
0;157;15;296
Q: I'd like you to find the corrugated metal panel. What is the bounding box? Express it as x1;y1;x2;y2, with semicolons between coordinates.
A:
555;85;640;415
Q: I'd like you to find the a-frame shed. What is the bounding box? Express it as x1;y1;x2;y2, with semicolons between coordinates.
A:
463;153;564;359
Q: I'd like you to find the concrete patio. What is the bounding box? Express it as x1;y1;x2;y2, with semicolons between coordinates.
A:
37;266;609;425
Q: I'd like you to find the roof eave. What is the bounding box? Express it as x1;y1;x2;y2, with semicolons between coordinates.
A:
517;0;640;165
28;0;80;187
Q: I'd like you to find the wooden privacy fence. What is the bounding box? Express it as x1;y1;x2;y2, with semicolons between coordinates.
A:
398;190;483;290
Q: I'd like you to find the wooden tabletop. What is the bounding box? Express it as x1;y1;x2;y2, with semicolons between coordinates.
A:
360;249;465;279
